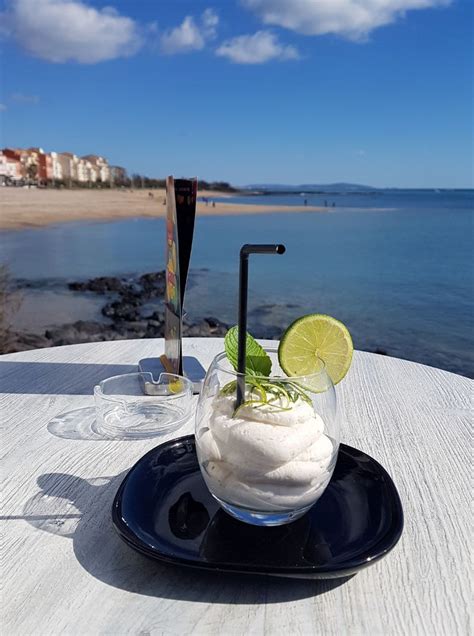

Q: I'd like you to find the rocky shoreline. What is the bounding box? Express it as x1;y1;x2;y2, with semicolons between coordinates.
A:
9;271;230;352
8;271;390;359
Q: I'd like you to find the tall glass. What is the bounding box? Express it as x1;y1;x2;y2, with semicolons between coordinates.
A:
195;349;339;526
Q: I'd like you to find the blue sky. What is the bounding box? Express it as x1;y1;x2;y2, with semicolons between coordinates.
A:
1;0;472;188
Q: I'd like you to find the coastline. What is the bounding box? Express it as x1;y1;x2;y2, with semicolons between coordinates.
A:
0;188;326;231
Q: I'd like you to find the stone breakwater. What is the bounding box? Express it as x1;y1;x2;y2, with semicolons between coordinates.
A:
9;271;229;353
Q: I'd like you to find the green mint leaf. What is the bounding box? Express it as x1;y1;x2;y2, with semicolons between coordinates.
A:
224;326;272;377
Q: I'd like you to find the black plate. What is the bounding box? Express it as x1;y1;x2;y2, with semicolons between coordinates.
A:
112;435;403;579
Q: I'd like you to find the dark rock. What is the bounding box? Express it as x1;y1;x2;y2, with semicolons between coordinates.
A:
121;294;142;307
114;320;148;333
142;309;165;324
145;322;165;337
67;271;165;303
88;276;124;292
9;332;52;352
68;281;88;292
203;317;228;333
101;304;116;318
45;321;108;344
74;320;108;335
183;317;228;337
68;276;124;294
119;284;141;299
102;301;139;321
139;271;165;289
147;319;163;329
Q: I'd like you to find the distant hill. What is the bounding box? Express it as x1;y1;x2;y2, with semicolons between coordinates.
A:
243;183;377;193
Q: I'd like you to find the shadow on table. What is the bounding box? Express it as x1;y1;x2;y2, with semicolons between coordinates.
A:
47;406;109;441
0;361;137;395
13;470;353;604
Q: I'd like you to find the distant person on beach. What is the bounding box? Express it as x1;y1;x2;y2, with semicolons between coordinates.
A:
324;200;328;207
212;201;216;208
304;199;307;206
332;202;335;207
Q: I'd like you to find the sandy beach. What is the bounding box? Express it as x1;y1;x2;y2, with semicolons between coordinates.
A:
0;188;326;230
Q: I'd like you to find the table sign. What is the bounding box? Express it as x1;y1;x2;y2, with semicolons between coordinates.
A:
139;176;205;393
164;176;197;373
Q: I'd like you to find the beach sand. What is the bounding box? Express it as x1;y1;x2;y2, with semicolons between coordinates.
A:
0;188;326;230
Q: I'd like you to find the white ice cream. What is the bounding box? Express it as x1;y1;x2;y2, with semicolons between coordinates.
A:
196;391;336;512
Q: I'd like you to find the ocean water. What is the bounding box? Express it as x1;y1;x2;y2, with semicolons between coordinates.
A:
214;188;474;210
1;190;473;377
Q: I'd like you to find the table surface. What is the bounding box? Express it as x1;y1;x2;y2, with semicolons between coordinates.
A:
1;338;471;635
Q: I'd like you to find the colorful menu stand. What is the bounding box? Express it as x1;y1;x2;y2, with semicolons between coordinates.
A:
139;176;205;393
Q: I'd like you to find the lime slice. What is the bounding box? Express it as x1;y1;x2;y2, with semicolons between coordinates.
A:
279;314;353;385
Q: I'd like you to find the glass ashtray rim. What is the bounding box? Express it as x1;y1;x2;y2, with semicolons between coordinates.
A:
93;372;194;440
94;372;194;406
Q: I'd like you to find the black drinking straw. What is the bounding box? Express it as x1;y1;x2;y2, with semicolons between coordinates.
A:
236;244;286;407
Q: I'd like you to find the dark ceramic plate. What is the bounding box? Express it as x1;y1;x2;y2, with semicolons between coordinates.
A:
112;435;403;579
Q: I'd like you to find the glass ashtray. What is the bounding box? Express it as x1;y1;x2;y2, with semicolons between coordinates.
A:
93;372;194;439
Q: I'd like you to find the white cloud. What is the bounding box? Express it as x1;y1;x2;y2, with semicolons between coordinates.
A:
216;30;299;64
242;0;451;41
3;0;142;63
0;103;7;111
202;8;219;37
160;16;204;54
160;9;219;55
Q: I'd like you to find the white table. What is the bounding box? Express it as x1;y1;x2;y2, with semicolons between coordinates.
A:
1;338;471;635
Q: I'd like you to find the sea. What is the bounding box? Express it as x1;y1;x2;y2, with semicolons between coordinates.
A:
1;189;473;377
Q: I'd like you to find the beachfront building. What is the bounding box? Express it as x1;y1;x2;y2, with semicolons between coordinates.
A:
57;152;76;183
49;152;63;181
0;151;23;183
76;157;88;183
2;149;25;177
1;147;126;186
2;147;50;182
60;153;88;183
24;148;48;181
42;155;52;182
53;152;91;184
3;148;32;177
82;154;110;183
82;159;98;183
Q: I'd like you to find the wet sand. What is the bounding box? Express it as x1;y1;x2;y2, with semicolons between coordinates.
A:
0;188;326;230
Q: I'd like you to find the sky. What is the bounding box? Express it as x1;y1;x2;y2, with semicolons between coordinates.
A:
0;0;472;188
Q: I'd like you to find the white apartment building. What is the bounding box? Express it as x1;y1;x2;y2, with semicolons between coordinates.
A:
82;160;98;182
58;153;88;182
1;148;120;185
82;154;110;183
58;153;75;182
76;157;88;182
49;152;63;180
